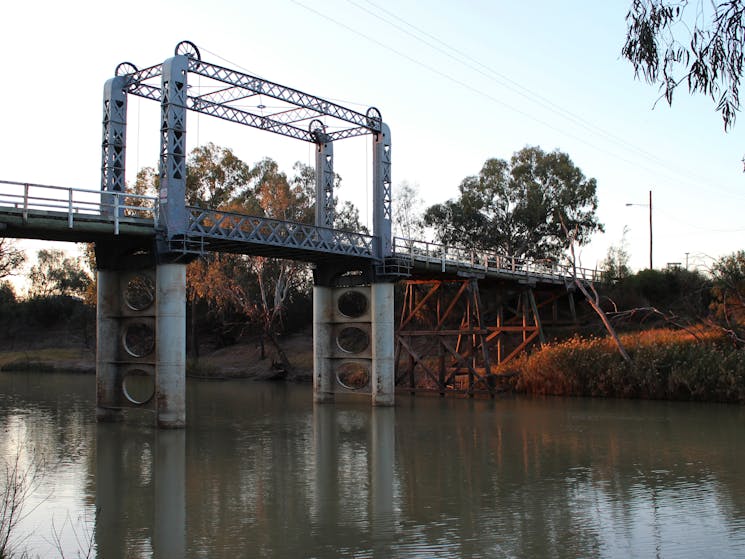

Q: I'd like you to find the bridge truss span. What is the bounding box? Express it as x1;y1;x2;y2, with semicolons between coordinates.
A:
392;237;602;285
118;53;382;144
177;206;376;262
104;40;393;262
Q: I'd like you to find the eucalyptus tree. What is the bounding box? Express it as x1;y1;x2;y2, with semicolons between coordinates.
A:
423;146;603;260
623;0;745;130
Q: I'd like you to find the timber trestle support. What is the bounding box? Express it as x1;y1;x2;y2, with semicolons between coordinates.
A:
394;278;579;396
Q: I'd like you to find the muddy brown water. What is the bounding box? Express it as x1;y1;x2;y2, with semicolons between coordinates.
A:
1;371;744;558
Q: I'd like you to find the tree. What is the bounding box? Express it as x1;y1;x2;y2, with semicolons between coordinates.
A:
393;181;425;240
0;239;25;280
27;249;92;299
423;146;603;260
709;250;745;343
623;0;745;129
601;226;632;283
184;149;364;366
125;166;158;217
186;143;252;207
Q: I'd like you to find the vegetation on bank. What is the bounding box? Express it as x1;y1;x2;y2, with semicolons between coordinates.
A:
0;145;743;400
511;329;745;403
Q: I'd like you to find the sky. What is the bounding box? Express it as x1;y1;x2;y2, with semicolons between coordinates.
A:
2;0;744;282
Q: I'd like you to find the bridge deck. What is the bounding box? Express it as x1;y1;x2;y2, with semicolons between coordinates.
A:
0;180;601;284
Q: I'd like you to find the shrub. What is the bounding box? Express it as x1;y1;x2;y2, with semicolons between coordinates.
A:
512;328;745;403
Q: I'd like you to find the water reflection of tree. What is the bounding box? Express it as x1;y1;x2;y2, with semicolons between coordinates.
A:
393;397;745;557
4;374;745;556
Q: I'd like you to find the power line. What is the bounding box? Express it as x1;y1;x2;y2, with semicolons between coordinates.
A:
352;0;745;202
292;0;745;202
289;1;640;156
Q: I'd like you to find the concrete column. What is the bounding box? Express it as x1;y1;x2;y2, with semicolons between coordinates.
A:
154;430;185;558
156;263;186;428
96;269;123;422
313;285;334;403
371;282;395;406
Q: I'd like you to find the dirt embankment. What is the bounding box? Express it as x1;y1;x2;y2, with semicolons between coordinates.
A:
0;329;314;382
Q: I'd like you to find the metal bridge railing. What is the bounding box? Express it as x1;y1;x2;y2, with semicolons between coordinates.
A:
185;207;376;258
0;180;602;282
393;237;603;283
0;179;158;234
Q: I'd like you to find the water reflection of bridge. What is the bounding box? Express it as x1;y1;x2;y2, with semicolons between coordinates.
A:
0;41;599;428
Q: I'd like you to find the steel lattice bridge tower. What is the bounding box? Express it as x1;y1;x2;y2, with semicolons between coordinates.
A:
99;40;398;427
0;41;601;428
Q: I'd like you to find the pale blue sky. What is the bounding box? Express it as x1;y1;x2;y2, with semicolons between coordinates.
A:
2;0;743;275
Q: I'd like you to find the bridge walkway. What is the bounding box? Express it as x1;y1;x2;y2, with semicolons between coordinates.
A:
0;179;601;285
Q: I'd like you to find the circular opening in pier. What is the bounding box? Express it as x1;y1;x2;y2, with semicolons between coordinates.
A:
336;327;370;354
124;274;155;311
122;322;155;358
336;362;370;391
122;369;155;405
337;290;367;318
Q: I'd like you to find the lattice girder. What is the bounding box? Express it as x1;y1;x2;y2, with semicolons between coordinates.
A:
158;56;189;236
102;41;390;258
373;123;392;257
184;208;375;258
315;137;335;229
101;75;128;197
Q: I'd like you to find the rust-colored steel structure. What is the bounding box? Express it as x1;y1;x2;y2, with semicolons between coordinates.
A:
395;278;579;396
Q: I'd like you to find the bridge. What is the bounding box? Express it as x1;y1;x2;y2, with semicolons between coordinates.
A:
0;42;599;428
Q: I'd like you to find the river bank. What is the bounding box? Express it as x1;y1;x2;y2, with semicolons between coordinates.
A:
509;328;745;403
1;327;743;403
0;331;315;382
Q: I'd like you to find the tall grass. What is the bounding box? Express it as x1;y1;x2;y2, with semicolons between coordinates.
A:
511;328;745;402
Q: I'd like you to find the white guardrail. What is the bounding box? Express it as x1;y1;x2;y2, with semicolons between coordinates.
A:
0;180;603;282
393;237;603;283
0;180;158;234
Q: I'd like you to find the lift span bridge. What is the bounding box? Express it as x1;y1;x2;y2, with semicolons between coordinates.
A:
0;42;600;427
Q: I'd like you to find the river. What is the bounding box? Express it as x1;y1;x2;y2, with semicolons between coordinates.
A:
0;371;744;558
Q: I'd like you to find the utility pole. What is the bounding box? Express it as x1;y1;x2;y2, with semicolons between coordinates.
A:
625;189;653;270
648;189;653;270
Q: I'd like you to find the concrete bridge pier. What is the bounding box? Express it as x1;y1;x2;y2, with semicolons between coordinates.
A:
371;282;395;406
95;243;187;428
312;266;395;406
96;269;124;423
154;263;186;428
312;285;334;404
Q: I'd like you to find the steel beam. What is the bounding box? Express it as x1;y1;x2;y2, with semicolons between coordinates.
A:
101;75;128;214
158;55;189;236
315;135;335;229
373;123;392;258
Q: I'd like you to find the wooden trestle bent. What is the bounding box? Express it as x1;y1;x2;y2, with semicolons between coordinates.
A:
394;278;579;396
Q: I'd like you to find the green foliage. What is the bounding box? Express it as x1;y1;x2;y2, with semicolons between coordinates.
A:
27;249;92;299
710;250;745;337
182;146;361;353
0;295;95;351
623;0;745;130
513;329;745;402
393;180;424;239
601;227;631;283
186;143;252;207
601;267;710;319
423;146;603;259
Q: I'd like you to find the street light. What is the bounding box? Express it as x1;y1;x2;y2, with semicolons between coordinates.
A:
625;189;653;270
